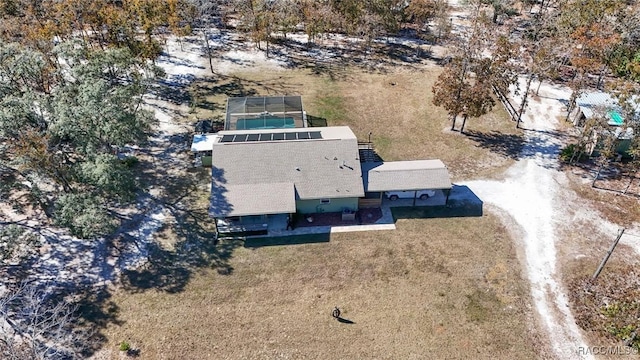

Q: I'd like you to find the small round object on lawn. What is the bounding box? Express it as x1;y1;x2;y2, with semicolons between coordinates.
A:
332;307;341;319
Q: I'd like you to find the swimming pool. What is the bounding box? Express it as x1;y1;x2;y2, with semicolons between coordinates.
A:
236;117;296;130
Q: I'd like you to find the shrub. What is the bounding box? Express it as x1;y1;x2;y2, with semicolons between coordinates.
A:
0;225;41;263
570;266;640;351
121;156;139;168
602;302;640;349
559;144;586;163
119;341;131;352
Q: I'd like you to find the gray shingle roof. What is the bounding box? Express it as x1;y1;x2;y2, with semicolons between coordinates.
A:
210;126;364;217
210;183;296;217
362;160;452;192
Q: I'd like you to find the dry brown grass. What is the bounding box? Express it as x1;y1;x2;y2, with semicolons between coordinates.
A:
100;213;537;359
565;169;640;227
188;65;522;181
565;258;640;360
557;170;640;360
324;67;521;181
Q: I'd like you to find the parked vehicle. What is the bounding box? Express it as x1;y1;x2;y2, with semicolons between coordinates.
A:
385;189;436;201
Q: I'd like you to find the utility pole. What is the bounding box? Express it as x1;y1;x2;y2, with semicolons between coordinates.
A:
593;228;626;280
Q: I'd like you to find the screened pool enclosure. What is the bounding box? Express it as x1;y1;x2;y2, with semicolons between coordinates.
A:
224;96;307;130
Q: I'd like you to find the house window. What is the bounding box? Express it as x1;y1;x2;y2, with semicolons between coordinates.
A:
320;199;330;204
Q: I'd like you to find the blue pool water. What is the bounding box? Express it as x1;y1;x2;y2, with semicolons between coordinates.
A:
236;117;296;130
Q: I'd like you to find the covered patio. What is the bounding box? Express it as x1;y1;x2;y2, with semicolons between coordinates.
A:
211;182;296;235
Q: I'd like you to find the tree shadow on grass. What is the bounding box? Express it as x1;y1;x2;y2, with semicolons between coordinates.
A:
148;74;195;105
75;286;122;357
119;243;191;294
465;130;525;160
590;163;640;198
383;41;433;64
188;74;304;116
244;233;330;248
0;282;124;359
119;148;238;293
267;35;436;77
119;217;241;293
190;79;258;114
119;199;241;293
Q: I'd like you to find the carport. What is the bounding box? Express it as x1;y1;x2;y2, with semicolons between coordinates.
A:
361;160;452;206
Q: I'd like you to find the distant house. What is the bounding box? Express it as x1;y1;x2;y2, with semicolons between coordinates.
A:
571;92;627;127
571;92;638;156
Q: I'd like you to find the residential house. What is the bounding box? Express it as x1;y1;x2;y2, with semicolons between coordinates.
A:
206;96;452;235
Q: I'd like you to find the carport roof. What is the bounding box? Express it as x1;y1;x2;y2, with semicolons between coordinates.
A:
362;160;452;192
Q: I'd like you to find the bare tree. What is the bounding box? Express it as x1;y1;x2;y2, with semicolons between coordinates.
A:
592;128;620;187
481;0;517;24
0;283;91;360
188;0;222;73
406;0;441;32
555;0;625;120
515;3;558;127
624;135;640;194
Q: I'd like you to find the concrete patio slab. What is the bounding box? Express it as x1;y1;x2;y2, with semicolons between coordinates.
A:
242;189;459;239
248;203;397;238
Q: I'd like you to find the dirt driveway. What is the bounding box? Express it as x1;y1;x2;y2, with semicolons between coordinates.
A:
462;77;640;359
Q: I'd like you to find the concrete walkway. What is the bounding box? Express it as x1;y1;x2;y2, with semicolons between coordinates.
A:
234;187;468;240
252;206;396;238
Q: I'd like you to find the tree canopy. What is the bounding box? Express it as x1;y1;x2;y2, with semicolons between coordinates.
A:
0;41;161;238
0;0;193;59
432;7;517;133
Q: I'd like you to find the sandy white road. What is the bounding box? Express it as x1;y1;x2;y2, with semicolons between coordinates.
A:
463;79;594;359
